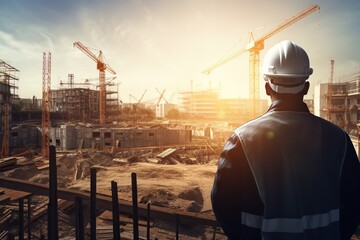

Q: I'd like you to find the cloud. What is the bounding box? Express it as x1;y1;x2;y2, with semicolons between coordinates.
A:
0;30;43;59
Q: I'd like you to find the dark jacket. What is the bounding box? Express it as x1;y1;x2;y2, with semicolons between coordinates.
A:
211;100;360;239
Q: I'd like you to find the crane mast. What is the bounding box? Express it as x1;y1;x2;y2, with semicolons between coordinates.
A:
203;5;320;118
42;52;51;158
74;41;116;125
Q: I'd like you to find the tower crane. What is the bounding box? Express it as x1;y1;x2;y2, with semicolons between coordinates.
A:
156;89;166;106
42;52;51;158
129;89;147;110
86;76;118;88
73;41;116;125
156;88;168;104
203;5;320;117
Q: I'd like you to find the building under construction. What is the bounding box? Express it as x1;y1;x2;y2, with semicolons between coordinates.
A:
51;74;120;123
0;59;19;157
314;68;360;155
51;88;99;121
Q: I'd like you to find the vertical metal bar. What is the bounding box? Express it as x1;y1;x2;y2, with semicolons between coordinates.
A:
146;202;151;240
175;214;179;240
207;146;210;163
111;181;120;240
27;196;32;240
75;197;84;240
212;226;217;240
90;167;97;240
40;224;45;240
131;172;139;240
48;145;58;240
18;198;24;240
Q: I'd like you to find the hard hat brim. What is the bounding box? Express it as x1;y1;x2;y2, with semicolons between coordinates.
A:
263;72;311;78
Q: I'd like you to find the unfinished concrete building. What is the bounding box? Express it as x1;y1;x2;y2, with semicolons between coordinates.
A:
51;87;99;121
314;69;360;155
50;124;192;151
51;74;120;123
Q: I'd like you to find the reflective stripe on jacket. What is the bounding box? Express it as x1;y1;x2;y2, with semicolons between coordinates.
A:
235;110;347;239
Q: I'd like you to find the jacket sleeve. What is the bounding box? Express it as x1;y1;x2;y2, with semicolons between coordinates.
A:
211;132;244;238
340;134;360;240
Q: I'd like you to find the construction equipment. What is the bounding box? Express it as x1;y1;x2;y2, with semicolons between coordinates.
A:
156;89;166;106
86;76;118;88
73;41;116;125
60;74;93;88
42;52;51;158
156;87;171;104
59;74;119;89
60;80;92;88
203;5;320;117
129;89;147;110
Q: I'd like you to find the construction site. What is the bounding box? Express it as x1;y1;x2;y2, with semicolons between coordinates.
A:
1;3;360;240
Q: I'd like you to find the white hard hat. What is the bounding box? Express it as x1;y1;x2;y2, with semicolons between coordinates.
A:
262;40;313;94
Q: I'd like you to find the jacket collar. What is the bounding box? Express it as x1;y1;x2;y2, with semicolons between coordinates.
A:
267;100;310;113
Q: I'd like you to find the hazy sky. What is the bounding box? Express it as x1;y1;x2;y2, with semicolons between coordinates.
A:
1;0;359;103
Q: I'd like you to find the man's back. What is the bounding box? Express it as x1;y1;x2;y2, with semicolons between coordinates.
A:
211;41;360;240
236;110;346;239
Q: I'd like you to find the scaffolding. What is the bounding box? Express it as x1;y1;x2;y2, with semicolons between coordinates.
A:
320;68;360;132
51;75;120;123
51;87;99;121
0;59;19;157
106;81;120;122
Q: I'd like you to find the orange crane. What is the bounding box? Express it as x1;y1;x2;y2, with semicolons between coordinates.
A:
73;41;116;125
42;52;51;158
203;5;320;117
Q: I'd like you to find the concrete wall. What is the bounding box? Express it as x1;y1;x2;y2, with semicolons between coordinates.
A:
51;125;192;151
51;125;76;150
9;125;41;149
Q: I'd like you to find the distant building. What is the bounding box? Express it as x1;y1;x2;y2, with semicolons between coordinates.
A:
50;124;192;150
178;90;268;123
156;103;176;118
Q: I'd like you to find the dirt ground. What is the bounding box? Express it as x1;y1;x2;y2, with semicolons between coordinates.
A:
70;161;217;212
1;149;227;239
2;149;360;239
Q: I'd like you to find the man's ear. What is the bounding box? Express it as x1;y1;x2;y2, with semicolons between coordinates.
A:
265;82;271;96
